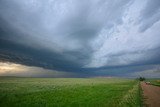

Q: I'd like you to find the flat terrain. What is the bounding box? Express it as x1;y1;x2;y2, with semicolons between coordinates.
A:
141;82;160;107
0;77;140;107
149;79;160;86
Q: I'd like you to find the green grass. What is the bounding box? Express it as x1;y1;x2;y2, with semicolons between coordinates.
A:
147;79;160;86
0;77;141;107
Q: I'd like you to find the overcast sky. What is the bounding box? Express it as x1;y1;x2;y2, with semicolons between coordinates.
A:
0;0;160;77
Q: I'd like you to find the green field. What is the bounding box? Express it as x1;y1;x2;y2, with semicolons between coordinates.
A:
147;79;160;86
0;77;141;107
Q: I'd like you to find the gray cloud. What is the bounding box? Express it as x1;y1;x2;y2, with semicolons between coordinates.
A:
129;64;160;78
0;0;160;77
0;62;77;77
87;0;160;68
0;0;132;65
0;0;131;51
139;0;160;32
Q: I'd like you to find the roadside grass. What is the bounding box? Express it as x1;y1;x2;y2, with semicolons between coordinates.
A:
118;81;141;107
147;79;160;87
139;81;144;107
0;77;141;107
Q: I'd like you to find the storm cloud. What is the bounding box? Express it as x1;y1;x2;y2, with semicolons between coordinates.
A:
0;0;160;77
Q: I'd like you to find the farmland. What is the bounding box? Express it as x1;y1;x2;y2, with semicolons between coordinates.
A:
0;77;140;107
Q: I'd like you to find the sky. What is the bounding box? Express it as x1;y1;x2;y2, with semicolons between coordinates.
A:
0;0;160;78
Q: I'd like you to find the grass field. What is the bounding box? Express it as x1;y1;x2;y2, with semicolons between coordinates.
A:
0;77;141;107
147;79;160;86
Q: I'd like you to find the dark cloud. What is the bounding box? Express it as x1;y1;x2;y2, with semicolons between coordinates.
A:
0;0;160;77
0;39;83;72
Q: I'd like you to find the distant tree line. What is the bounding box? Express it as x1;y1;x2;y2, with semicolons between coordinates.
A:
139;77;145;81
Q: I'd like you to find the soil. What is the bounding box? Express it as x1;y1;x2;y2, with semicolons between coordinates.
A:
141;82;160;107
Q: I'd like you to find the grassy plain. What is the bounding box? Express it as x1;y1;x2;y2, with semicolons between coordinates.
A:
147;79;160;86
0;77;140;107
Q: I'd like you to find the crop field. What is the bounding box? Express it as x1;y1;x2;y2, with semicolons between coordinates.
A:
0;77;140;107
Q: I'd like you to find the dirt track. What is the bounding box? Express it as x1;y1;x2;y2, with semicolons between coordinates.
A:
141;82;160;107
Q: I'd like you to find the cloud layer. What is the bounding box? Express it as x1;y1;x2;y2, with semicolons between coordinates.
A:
0;0;160;77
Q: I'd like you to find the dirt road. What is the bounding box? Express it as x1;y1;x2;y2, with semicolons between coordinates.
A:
141;82;160;107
